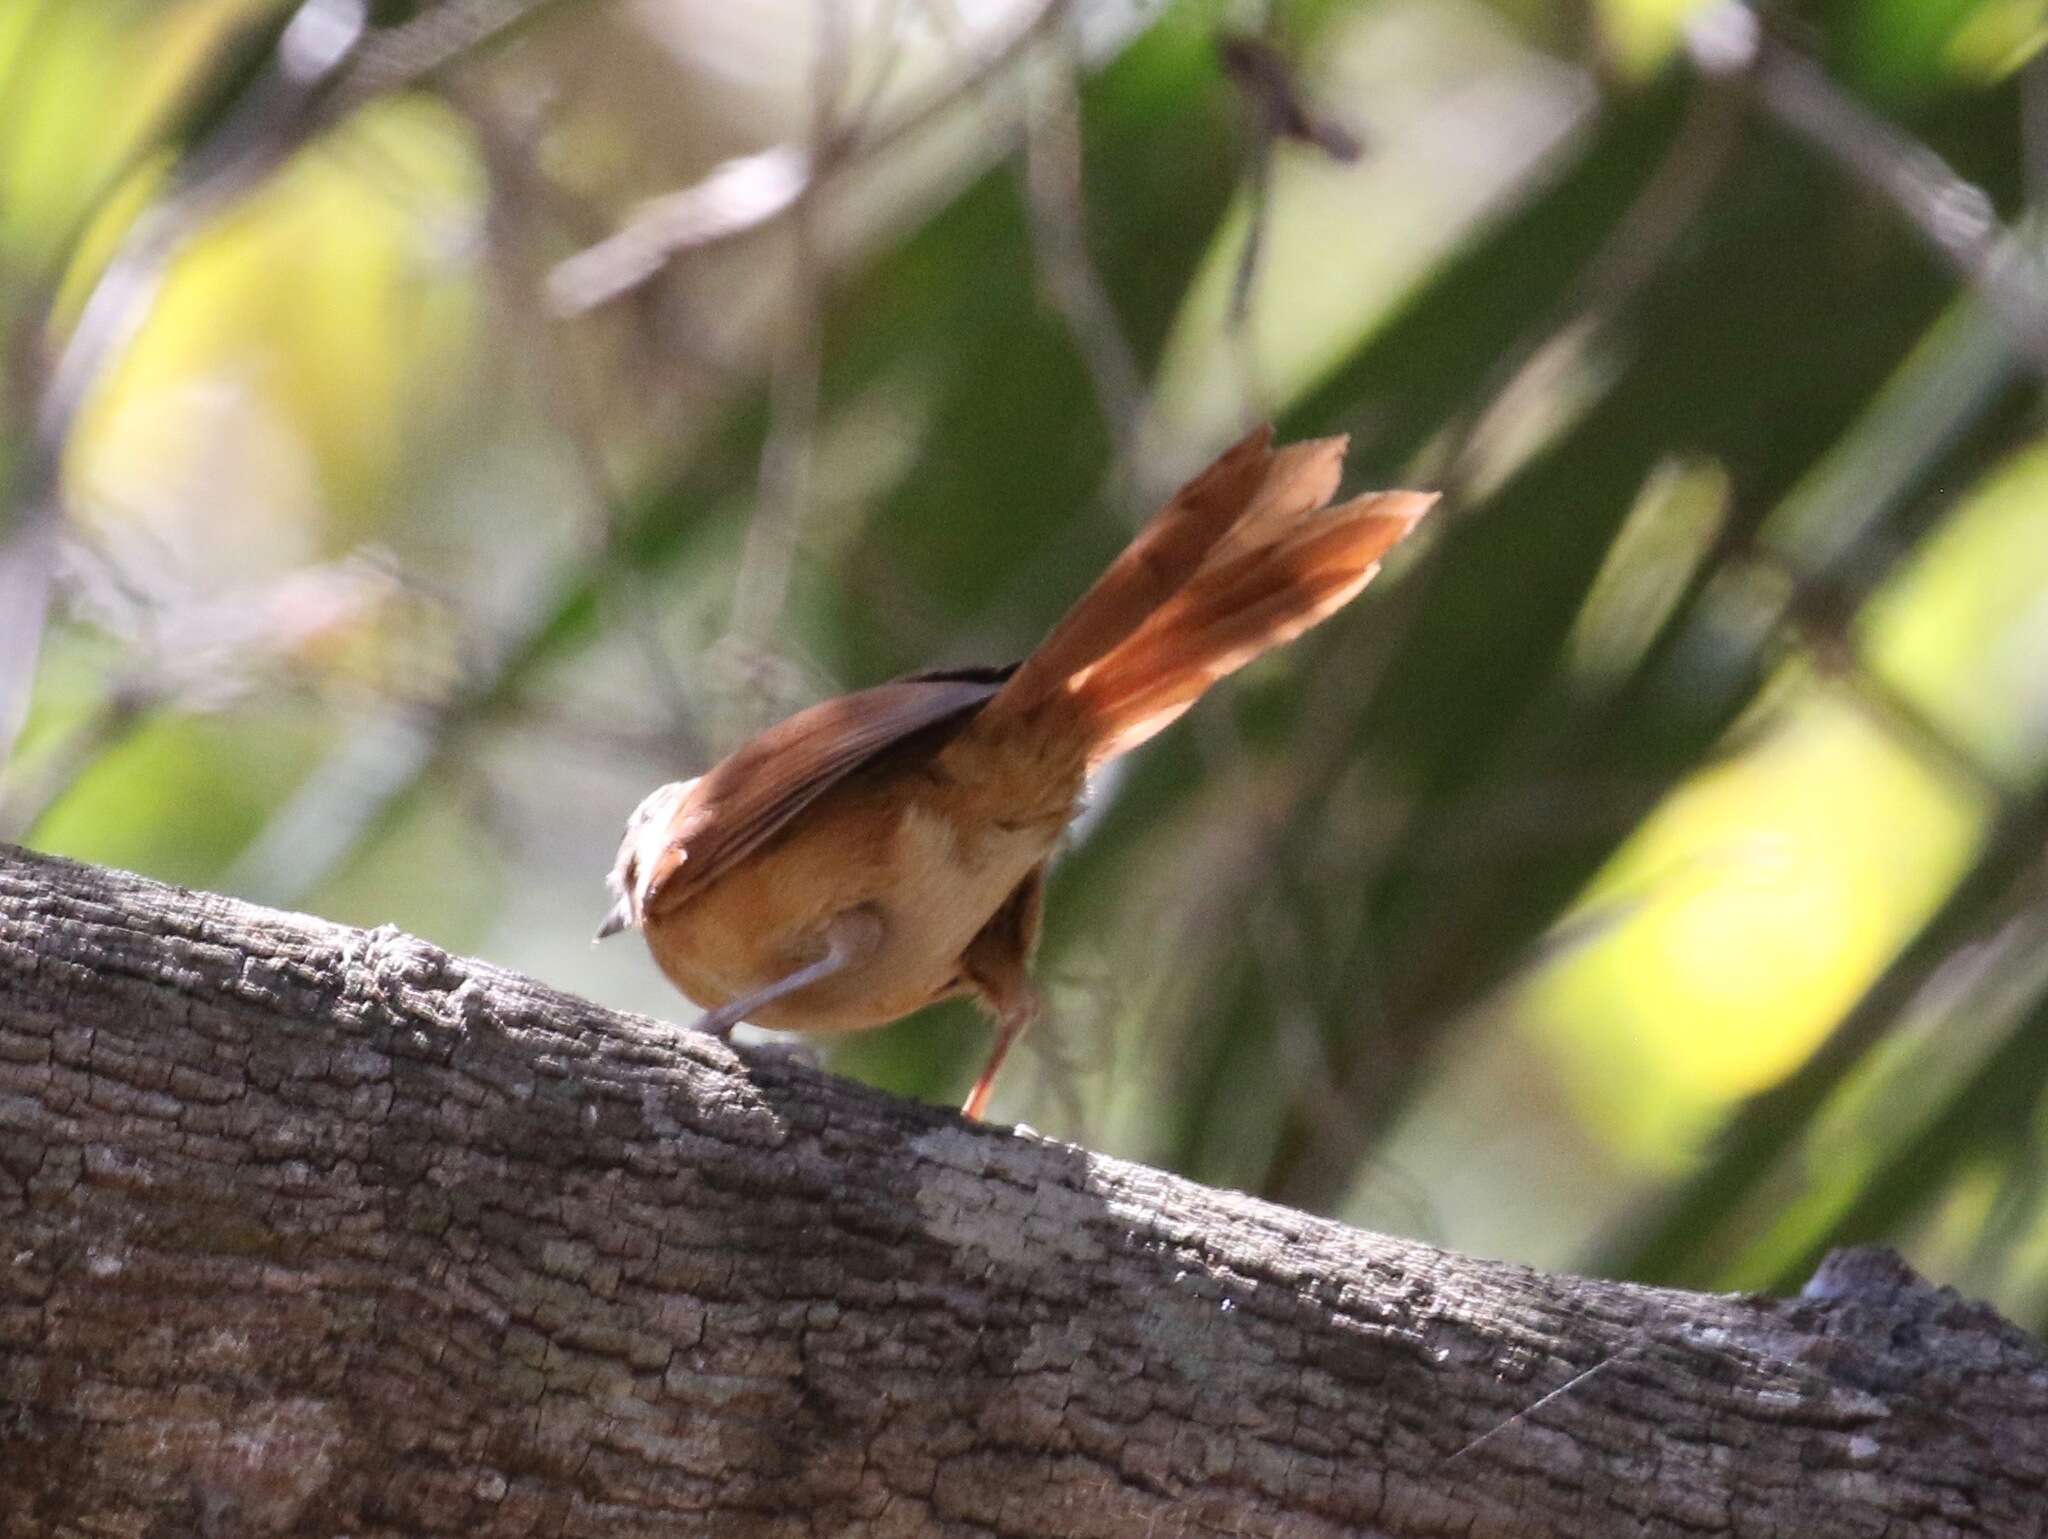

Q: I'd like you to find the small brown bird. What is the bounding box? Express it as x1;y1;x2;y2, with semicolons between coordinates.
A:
599;426;1434;1119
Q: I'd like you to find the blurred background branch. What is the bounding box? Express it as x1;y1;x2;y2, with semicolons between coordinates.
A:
7;0;2048;1337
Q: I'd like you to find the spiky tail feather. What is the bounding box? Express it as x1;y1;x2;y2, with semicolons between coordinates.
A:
984;424;1433;766
1070;489;1433;765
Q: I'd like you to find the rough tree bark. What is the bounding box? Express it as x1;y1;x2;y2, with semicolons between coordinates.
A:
0;845;2043;1538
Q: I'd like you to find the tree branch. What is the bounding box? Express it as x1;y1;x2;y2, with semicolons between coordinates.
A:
1;844;2043;1535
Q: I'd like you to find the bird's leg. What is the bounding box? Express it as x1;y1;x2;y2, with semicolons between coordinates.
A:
958;863;1049;1121
692;905;883;1039
961;993;1039;1121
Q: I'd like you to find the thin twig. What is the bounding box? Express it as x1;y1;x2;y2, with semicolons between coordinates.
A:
1686;2;2048;379
332;0;584;113
726;0;844;655
1445;1346;1636;1464
841;0;915;133
548;0;1065;316
1752;547;2022;810
1184;710;1358;1128
1019;15;1148;471
1226;130;1277;414
1220;14;1284;415
2023;45;2048;214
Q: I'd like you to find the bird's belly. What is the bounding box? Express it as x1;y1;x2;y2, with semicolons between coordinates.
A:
645;780;1069;1034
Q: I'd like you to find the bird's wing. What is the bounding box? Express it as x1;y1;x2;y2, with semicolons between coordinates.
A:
637;665;1015;919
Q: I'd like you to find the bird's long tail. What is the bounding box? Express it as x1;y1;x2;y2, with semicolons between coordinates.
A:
986;425;1435;767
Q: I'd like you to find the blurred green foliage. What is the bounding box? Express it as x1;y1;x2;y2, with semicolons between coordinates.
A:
5;0;2048;1332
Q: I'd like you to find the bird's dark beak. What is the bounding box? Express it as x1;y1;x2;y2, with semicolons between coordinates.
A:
594;896;633;943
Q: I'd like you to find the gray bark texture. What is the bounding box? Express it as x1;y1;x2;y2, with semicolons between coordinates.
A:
1;844;2045;1538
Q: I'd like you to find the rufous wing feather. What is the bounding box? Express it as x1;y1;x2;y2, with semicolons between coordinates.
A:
616;669;1011;925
